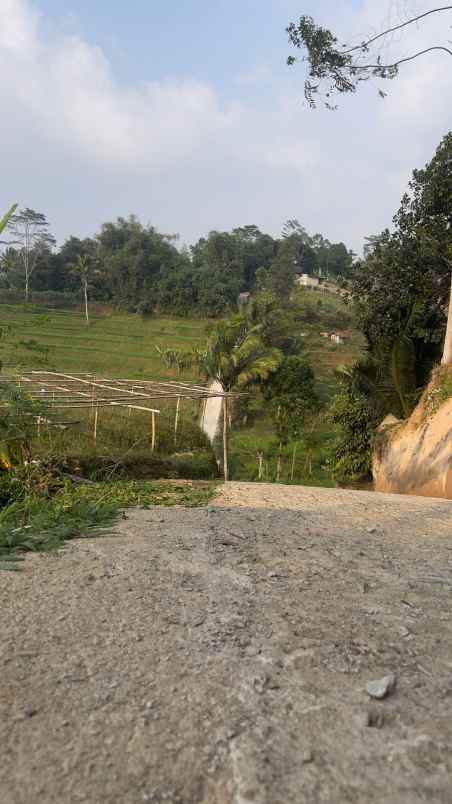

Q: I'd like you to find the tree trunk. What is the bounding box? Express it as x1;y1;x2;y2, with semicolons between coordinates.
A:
84;281;89;324
223;393;229;482
25;271;29;304
441;271;452;366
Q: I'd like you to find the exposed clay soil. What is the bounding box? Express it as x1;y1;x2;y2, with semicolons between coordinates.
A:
2;482;452;804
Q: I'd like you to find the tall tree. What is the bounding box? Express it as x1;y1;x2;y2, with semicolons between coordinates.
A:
351;133;451;412
6;208;55;303
69;254;98;324
268;238;298;299
287;7;452;109
395;132;452;366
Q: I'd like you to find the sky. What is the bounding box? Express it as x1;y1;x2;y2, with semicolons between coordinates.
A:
0;0;450;253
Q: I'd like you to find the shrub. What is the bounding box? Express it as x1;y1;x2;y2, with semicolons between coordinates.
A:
137;301;153;318
329;384;375;483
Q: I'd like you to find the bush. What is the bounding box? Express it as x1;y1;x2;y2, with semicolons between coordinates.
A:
137;301;153;318
329;384;375;483
169;451;219;480
0;472;25;508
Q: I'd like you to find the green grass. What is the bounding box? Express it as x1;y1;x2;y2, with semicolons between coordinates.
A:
229;415;337;487
0;305;209;380
0;479;216;569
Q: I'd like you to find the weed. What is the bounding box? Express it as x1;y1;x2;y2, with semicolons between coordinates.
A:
0;479;216;567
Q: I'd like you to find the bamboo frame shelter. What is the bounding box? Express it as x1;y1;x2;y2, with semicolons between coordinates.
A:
3;371;234;459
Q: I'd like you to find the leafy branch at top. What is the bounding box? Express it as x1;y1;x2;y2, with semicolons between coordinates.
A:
287;7;452;109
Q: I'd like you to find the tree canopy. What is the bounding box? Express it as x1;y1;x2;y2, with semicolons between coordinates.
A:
0;214;352;317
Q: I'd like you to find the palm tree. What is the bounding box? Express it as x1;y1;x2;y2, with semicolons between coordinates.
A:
70;254;98;324
204;313;283;480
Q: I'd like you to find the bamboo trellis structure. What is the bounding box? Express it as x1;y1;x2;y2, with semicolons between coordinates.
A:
1;371;234;454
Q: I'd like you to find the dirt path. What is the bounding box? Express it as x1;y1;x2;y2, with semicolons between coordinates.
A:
2;483;452;804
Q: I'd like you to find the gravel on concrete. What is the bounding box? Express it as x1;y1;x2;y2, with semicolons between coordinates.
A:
2;482;452;804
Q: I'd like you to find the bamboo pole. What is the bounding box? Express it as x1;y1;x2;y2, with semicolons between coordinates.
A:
174;396;181;446
94;406;99;442
276;444;282;482
151;411;156;452
223;394;229;482
290;443;297;482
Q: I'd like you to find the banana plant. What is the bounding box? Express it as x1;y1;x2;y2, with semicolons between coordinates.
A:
0;204;18;237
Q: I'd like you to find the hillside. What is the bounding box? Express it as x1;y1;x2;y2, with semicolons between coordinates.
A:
0;303;208;381
0;294;364;485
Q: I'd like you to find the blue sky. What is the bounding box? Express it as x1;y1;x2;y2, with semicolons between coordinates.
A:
37;0;346;93
0;0;450;252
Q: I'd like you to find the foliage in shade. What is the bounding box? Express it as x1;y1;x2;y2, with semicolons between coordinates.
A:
262;355;318;443
330;133;451;481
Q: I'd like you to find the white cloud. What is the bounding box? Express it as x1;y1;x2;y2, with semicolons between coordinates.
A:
0;0;450;253
0;0;239;170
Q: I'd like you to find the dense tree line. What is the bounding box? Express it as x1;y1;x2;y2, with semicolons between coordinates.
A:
0;214;353;317
331;131;451;482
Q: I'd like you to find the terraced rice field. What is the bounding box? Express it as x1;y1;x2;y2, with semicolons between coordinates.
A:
0;305;209;380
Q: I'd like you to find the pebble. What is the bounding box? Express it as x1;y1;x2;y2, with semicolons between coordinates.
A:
366;673;397;699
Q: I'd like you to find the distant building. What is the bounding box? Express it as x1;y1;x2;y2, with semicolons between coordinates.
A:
296;274;321;289
330;330;352;345
238;292;251;306
330;333;344;345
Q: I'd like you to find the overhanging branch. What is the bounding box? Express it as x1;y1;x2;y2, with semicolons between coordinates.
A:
342;6;452;55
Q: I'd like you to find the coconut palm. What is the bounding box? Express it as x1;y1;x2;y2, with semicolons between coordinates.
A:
69;254;99;324
204;313;283;480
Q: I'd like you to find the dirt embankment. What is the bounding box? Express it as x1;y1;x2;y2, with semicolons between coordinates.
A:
373;369;452;499
2;482;452;804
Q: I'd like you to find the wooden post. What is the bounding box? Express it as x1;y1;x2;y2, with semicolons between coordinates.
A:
223;393;229;482
174;396;181;446
276;443;282;482
94;406;99;442
257;451;263;480
151;411;156;452
290;443;297;482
